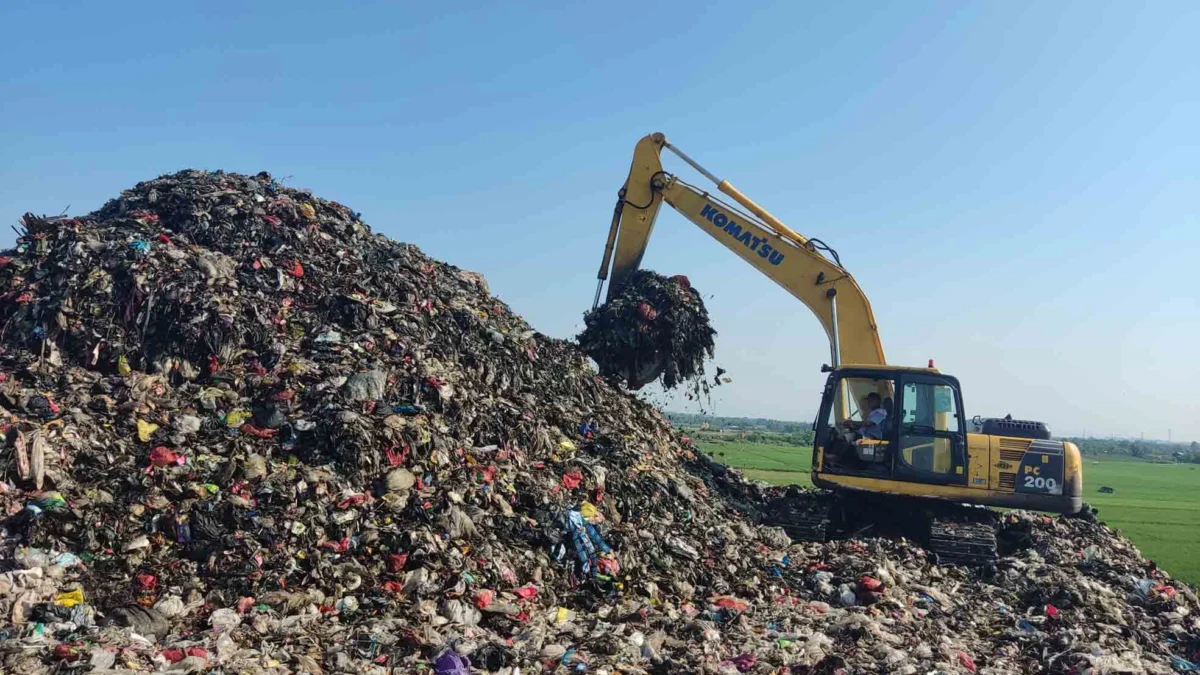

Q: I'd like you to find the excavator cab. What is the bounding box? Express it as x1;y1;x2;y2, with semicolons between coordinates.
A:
813;366;970;487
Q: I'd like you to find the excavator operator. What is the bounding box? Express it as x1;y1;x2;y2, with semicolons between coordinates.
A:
843;392;888;440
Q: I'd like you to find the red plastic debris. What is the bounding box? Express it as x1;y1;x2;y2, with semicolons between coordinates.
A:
859;575;884;591
1045;603;1060;618
637;301;658;321
479;464;498;484
161;648;185;663
388;553;409;572
382;580;404;593
474;589;495;609
385;445;409;466
148;447;180;467
958;651;977;673
237;596;255;613
156;233;173;245
320;537;350;552
129;210;160;224
337;493;369;509
561;471;583;490
1153;585;1177;599
240;423;277;439
713;596;749;612
514;585;538;600
597;557;620;575
137;573;157;590
286;261;304;277
54;644;83;661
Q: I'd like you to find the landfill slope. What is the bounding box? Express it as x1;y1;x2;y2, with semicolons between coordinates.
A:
0;171;1194;675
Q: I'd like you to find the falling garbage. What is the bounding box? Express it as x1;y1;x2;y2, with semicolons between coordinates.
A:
0;170;1193;674
579;270;716;390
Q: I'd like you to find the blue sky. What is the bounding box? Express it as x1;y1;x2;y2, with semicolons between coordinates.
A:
2;2;1197;441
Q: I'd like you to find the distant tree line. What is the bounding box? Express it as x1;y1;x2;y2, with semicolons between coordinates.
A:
665;412;816;447
666;412;1200;461
1067;437;1200;463
665;411;813;434
689;428;815;448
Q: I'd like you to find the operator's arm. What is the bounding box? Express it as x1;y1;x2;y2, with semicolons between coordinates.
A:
594;133;886;368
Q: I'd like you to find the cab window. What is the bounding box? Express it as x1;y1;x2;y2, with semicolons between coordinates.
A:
900;382;959;431
899;382;960;473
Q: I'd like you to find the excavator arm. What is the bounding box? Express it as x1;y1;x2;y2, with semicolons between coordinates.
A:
594;132;886;368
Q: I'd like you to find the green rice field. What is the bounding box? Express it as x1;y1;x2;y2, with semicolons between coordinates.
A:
696;439;1200;584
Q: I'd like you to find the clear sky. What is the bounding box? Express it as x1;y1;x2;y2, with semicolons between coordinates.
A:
2;2;1197;441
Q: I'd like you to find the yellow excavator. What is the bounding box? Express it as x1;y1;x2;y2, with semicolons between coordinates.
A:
591;133;1083;564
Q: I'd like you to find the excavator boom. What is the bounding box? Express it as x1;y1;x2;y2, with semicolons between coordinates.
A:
595;133;886;368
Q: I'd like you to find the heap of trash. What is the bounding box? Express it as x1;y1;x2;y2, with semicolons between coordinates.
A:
579;270;715;391
0;170;1195;675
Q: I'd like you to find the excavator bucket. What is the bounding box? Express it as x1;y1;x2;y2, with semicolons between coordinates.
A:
624;357;666;390
580;270;714;391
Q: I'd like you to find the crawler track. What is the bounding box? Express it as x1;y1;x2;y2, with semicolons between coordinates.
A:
928;518;997;566
766;489;1000;567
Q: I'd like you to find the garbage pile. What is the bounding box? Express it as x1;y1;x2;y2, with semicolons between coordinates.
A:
578;270;715;390
0;170;1194;675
